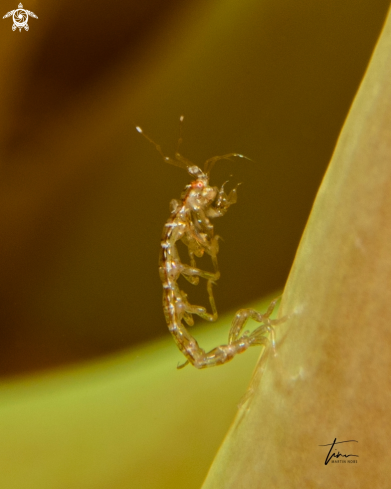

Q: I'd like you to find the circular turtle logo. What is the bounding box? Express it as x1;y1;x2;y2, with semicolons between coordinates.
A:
3;3;38;32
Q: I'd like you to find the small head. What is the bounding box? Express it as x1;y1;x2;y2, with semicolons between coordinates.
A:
136;120;251;212
184;165;217;211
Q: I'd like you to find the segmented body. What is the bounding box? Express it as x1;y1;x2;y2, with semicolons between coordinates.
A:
137;121;282;369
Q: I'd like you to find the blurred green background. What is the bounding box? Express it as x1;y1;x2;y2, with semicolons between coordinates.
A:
0;0;390;377
0;299;280;489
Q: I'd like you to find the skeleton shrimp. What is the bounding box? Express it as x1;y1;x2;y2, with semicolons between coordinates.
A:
136;117;282;369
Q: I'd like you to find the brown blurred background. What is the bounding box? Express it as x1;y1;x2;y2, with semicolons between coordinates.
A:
0;0;389;377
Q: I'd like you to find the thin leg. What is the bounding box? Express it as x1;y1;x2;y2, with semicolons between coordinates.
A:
180;263;220;283
181;263;219;316
182;311;194;326
182;249;200;286
183;279;218;322
228;296;282;347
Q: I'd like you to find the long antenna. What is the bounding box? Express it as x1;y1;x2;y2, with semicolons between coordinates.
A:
136;124;189;171
176;115;184;155
204;153;253;175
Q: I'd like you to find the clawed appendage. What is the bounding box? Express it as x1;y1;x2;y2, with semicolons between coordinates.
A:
137;116;285;369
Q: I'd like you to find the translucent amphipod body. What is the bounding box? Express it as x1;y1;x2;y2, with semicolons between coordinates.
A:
136;119;282;368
